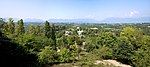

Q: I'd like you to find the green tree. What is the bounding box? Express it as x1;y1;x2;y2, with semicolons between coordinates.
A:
69;44;78;61
28;25;35;35
67;36;75;45
97;32;117;48
7;18;15;34
120;27;143;50
2;23;8;34
59;48;71;62
84;43;95;52
92;47;113;60
35;24;40;35
131;36;150;66
0;18;5;28
57;37;65;48
113;36;134;64
44;21;51;38
38;46;57;64
0;31;37;67
75;35;82;46
51;24;56;50
15;19;25;35
113;27;145;65
2;18;15;34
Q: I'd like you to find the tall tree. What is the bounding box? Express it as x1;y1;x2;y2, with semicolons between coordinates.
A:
0;18;5;28
44;21;51;38
2;23;8;34
2;18;15;34
28;25;35;35
113;27;145;65
15;19;25;35
51;24;56;50
120;27;143;49
7;18;15;34
35;24;40;35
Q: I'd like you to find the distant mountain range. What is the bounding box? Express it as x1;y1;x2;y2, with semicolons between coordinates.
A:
4;18;44;22
23;18;44;22
101;17;150;23
2;17;150;23
47;19;99;23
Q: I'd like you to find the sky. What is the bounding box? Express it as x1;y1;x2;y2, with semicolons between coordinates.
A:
0;0;150;20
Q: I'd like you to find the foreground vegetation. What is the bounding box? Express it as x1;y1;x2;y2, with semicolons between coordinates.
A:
0;18;150;67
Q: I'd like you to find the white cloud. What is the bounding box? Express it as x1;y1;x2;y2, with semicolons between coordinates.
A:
129;10;139;17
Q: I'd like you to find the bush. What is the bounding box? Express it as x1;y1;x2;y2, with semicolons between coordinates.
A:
131;49;150;67
131;36;150;66
38;46;58;64
113;28;150;66
84;43;95;52
112;37;133;64
97;32;117;48
58;48;72;62
92;47;113;60
0;36;37;67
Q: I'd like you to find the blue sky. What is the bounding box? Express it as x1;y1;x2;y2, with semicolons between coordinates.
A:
0;0;150;20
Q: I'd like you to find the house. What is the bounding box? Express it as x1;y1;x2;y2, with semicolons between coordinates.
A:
77;30;83;37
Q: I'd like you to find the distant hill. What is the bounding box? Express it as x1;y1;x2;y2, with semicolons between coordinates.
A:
3;18;44;22
2;17;150;23
3;18;98;23
101;17;150;23
23;18;44;22
48;19;98;23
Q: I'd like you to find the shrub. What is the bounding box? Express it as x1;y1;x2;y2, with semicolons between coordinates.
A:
58;48;72;62
84;43;95;52
92;47;113;60
38;46;58;64
0;36;37;67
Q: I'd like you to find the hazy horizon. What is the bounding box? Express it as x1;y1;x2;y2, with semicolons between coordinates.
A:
0;0;150;20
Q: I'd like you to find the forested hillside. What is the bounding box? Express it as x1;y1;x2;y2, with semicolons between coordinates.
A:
0;18;150;67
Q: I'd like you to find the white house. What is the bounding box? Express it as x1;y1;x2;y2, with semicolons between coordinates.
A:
77;30;83;37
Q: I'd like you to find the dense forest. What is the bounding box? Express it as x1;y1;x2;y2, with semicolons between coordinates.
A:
0;18;150;67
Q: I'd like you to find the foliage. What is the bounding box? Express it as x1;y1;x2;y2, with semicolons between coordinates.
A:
28;25;36;35
38;46;58;64
15;19;25;35
1;18;150;66
0;18;5;28
34;24;41;35
7;18;15;34
0;33;37;67
97;32;117;48
2;18;15;34
84;43;96;52
44;21;51;38
92;47;113;60
58;48;72;62
131;36;150;66
69;44;79;61
51;24;56;50
113;36;134;64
